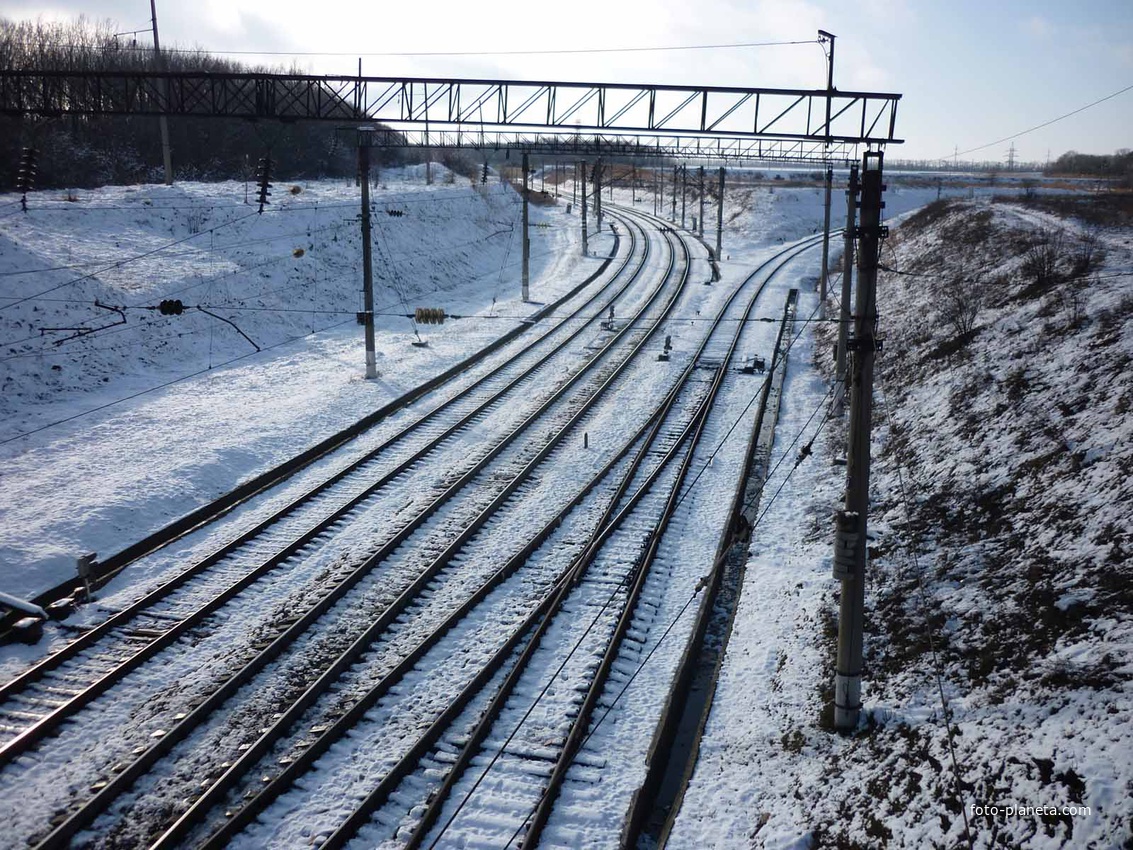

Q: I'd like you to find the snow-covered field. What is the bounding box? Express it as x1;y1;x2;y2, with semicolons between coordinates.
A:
0;167;606;598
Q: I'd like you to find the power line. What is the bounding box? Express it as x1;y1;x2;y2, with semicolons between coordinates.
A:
0;318;355;446
0;208;263;312
10;37;817;60
946;81;1133;160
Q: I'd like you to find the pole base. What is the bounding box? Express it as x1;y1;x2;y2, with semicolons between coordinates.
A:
834;672;861;730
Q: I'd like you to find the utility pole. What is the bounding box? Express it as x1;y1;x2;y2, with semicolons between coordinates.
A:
150;0;173;185
697;165;706;237
833;150;884;731
671;165;678;220
818;29;836;320
834;163;858;416
820;165;833;319
522;151;530;302
580;160;589;256
716;166;725;260
357;128;378;379
681;165;687;229
594;158;603;231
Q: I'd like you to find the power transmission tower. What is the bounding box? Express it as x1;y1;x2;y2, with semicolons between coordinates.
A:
833;150;885;730
1006;142;1017;172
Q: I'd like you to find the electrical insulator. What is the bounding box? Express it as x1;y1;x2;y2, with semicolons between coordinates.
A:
386;209;404;217
15;147;38;193
255;156;273;212
481;162;489;184
414;307;446;325
158;299;185;316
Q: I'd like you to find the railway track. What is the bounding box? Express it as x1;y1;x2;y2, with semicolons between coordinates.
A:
383;217;823;850
0;206;824;848
0;209;693;848
0;214;647;748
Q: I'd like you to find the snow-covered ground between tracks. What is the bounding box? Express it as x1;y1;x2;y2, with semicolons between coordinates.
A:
8;166;1119;848
669;196;1133;848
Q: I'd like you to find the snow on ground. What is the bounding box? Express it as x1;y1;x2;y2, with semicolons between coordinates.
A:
671;193;1133;848
0;167;612;598
7;164;1119;848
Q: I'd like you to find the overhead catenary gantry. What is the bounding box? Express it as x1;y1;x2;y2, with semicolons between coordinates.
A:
2;59;902;736
0;70;901;162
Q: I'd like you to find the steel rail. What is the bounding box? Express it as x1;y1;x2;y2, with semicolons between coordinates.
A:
170;214;691;850
0;236;623;638
186;252;697;850
0;223;641;761
27;211;683;849
423;216;831;850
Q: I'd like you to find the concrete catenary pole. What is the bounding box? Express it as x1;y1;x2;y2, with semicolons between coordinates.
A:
681;165;687;229
522;151;530;302
357;129;378;379
697;165;705;237
671;165;678;220
716;166;725;260
820;165;833;319
833;150;884;731
580;160;589;256
594;158;603;231
149;0;173;185
834;163;859;416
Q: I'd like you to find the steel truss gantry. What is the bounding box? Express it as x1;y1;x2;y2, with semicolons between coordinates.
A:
357;128;858;163
0;70;902;158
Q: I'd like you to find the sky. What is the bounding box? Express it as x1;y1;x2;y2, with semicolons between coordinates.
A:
1;0;1131;164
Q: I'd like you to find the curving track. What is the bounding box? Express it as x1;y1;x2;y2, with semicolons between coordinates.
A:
0;205;823;849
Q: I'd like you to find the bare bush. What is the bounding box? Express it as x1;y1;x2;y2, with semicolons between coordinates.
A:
1072;223;1105;277
1021;226;1066;289
940;276;983;337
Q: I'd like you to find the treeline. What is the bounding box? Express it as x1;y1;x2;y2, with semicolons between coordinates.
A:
0;16;418;190
1045;149;1133;183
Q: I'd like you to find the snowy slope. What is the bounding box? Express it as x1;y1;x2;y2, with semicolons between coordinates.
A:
670;196;1133;848
0;167;602;598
